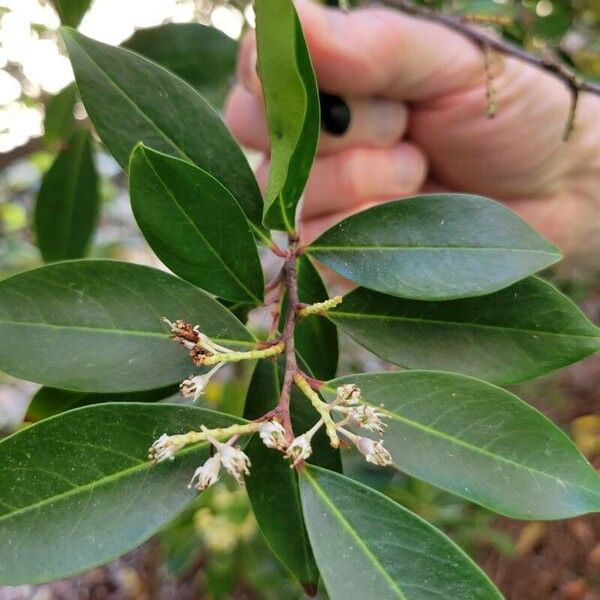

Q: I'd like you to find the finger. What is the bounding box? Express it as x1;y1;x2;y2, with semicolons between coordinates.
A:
238;0;489;101
301;143;428;218
255;143;427;219
225;84;409;155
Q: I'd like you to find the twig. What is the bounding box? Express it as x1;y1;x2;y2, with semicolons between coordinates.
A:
375;0;600;138
482;42;497;118
272;246;300;442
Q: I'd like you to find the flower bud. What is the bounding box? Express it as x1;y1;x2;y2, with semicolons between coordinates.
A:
336;383;362;406
148;433;185;465
188;454;221;490
218;445;251;485
259;420;287;451
179;364;224;400
355;437;393;466
285;434;313;467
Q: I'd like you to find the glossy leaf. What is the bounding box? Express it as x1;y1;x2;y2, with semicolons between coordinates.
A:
50;0;91;27
243;358;340;592
0;403;243;585
280;256;339;380
129;145;264;304
44;83;77;147
61;28;267;239
323;371;600;519
307;194;561;300
35;129;100;262
123;23;237;110
27;385;179;421
328;278;600;384
0;260;254;392
300;465;503;600
255;0;320;232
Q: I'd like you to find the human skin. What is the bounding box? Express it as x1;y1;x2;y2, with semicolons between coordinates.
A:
225;0;600;273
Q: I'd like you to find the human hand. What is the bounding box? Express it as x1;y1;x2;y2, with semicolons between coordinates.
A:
225;0;600;267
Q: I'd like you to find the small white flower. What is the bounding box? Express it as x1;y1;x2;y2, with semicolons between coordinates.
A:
188;454;221;490
197;332;234;355
259;420;287;451
218;445;251;485
285;434;313;467
335;404;388;434
148;433;185;464
180;364;224;400
355;437;393;467
336;383;362;406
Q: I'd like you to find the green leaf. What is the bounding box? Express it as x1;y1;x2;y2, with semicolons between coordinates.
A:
243;358;341;592
280;257;338;380
322;371;600;519
61;28;267;240
123;23;237;110
129;145;264;304
50;0;91;27
44;83;77;147
0;403;243;585
255;0;320;232
300;465;503;600
307;194;562;300
0;260;254;392
35;129;100;262
328;278;600;384
27;385;179;421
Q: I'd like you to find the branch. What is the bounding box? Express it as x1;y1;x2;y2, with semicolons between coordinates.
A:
375;0;600;138
271;247;300;443
0;136;44;171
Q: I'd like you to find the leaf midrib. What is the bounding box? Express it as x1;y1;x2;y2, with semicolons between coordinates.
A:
0;321;253;346
309;245;558;255
0;442;207;523
60;131;87;258
328;310;600;342
302;469;407;599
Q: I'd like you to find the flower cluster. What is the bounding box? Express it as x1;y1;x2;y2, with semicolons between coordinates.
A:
163;318;284;401
149;317;392;494
284;382;393;468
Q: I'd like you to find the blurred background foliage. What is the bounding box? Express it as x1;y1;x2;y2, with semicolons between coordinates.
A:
0;0;599;598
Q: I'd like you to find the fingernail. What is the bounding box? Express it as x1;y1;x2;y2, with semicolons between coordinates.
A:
320;92;351;136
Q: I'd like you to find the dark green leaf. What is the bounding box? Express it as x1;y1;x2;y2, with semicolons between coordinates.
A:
307;194;561;300
35;129;99;262
243;358;340;591
61;28;267;240
27;385;179;421
44;83;77;147
280;256;338;380
50;0;91;27
123;23;237;110
300;465;503;599
129;145;264;304
328;278;600;384
0;403;243;585
323;371;600;519
0;260;254;392
255;0;320;232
